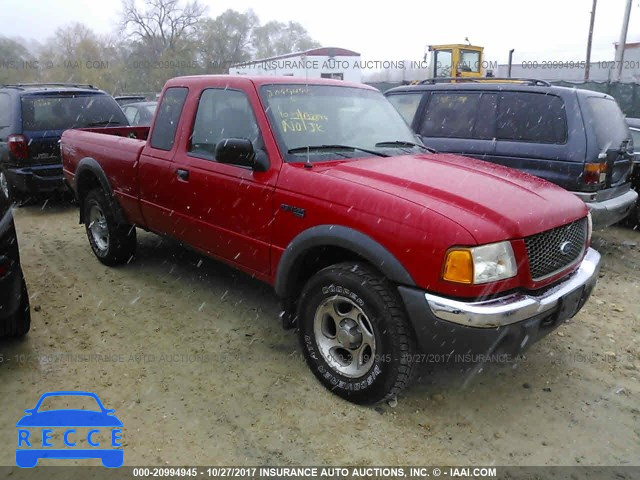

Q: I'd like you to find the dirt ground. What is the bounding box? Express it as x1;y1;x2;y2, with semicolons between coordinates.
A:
0;201;638;467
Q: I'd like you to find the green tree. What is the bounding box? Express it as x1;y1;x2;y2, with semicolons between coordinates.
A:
196;9;258;73
252;21;320;59
0;36;38;84
37;23;122;92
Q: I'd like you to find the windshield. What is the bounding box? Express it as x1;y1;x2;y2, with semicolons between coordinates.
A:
21;94;127;131
260;84;421;162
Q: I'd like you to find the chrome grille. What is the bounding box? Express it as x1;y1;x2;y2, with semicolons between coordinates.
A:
525;218;587;281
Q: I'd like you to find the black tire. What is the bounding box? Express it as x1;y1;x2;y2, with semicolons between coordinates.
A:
297;262;416;404
0;169;24;206
0;278;31;338
83;188;136;266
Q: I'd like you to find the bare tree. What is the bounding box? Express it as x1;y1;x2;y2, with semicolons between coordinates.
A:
120;0;206;56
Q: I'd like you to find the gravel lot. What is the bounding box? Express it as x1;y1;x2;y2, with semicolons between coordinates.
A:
0;202;638;467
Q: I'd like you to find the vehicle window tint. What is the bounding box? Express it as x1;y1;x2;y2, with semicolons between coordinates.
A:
20;94;127;131
496;92;567;144
123;106;137;124
474;93;497;139
419;93;480;138
150;87;188;151
630;128;640;151
0;93;10;127
585;97;629;150
386;93;423;125
434;50;452;77
459;50;481;73
189;88;260;161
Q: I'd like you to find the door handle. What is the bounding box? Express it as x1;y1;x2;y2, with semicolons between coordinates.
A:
176;168;189;181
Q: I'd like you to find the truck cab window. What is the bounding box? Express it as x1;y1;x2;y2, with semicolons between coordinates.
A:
150;87;188;151
434;50;452;77
189;88;261;161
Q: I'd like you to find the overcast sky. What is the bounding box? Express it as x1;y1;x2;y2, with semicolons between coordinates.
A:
3;0;640;65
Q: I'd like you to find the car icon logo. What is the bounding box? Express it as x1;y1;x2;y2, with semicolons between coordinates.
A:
15;391;123;468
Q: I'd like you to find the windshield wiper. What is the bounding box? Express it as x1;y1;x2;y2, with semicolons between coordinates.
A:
86;120;123;127
375;140;437;153
287;144;389;157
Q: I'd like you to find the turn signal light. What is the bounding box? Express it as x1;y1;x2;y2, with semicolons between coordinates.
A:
584;162;607;185
442;249;473;284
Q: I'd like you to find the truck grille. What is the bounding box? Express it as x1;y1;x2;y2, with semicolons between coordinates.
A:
525;218;587;281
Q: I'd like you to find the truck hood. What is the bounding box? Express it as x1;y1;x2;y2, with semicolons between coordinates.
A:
319;153;588;243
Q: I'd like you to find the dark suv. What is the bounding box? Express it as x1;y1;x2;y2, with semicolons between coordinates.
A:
385;80;637;229
0;83;128;203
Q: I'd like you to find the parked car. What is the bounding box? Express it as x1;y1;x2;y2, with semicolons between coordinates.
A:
61;75;601;404
385;80;638;229
121;101;157;126
0;193;30;338
625;117;640;224
114;95;147;107
0;83;128;204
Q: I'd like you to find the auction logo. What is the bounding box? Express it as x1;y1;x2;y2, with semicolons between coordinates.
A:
15;391;123;468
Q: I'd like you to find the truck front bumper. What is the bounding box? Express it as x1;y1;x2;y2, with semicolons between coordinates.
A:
6;164;66;194
398;248;601;361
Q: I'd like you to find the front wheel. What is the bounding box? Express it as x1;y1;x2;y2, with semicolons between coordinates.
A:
0;278;31;338
297;262;416;404
83;189;136;266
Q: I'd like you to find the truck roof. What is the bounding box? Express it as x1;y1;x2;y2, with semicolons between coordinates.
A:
165;74;376;91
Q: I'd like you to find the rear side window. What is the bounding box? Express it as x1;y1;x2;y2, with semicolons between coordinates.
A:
150;87;188;151
386;93;423;125
630;128;640;150
419;93;481;138
496;92;567;144
585;97;629;150
20;94;127;131
0;93;10;127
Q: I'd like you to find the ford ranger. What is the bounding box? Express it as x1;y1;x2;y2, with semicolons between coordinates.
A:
61;75;601;404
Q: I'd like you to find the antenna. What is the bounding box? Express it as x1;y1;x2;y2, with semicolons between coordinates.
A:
304;146;312;169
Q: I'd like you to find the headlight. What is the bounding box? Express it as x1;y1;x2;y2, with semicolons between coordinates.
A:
442;241;517;285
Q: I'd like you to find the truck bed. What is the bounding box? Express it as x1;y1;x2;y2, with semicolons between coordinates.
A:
61;126;151;225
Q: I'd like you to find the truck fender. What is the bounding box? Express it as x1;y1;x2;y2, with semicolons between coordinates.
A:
74;158;127;225
274;225;416;299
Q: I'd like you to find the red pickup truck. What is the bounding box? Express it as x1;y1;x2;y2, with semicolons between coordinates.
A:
61;75;601;404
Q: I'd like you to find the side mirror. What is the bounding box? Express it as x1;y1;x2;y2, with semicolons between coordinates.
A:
215;138;268;172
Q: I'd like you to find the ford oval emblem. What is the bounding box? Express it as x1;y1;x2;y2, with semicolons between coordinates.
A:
559;241;572;255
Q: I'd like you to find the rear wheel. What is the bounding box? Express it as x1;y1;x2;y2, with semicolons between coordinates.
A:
83;189;136;266
297;262;416;404
0;278;31;338
0;169;23;205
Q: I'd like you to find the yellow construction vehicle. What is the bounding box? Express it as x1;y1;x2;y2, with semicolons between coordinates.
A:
425;43;486;79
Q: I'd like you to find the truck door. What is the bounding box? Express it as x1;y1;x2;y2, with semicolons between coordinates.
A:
169;86;278;276
138;87;189;234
